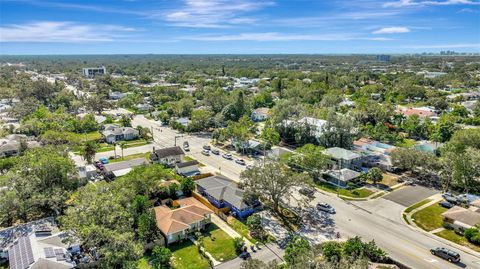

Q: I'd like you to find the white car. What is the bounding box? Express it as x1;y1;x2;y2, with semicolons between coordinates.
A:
235;159;246;165
222;153;233;160
201;149;210;156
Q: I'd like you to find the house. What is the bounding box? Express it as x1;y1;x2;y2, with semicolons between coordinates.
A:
176;117;190;127
442;206;480;233
150;146;184;166
396;106;437;120
108;91;127;100
323;168;361;188
78;164;98;180
324;147;363;171
196;175;258;219
154;197;212;244
4;224;78;269
281;116;327;140
353;138;396;171
103;158;148;178
175;160;200;177
0;135;40;158
101;124;139;144
251;107;270;122
135;103;153;111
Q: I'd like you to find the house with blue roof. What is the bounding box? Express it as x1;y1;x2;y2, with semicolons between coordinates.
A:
195;175;258;219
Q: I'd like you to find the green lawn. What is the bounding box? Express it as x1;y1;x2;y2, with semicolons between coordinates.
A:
411;204;448;231
67;131;102;143
183;156;205;167
202;224;237;262
316;181;374;198
109;152;150;163
227;217;257;243
123;139;150;149
170;240;211;269
435;229;480;252
404;199;433;214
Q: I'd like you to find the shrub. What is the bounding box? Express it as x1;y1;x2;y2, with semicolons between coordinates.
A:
465;228;480;245
233;237;244;254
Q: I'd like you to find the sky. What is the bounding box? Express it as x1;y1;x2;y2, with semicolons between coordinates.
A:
0;0;479;54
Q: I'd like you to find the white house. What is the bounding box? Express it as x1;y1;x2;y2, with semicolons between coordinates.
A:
101;124;139;144
251;107;270;122
82;66;106;78
150;146;185;166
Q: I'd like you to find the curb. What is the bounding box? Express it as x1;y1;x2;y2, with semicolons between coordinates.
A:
400;199;480;259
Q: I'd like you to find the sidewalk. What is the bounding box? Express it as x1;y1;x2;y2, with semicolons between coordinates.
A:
402;193;480;258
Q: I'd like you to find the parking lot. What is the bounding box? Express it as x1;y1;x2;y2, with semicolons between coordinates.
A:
383;185;439;207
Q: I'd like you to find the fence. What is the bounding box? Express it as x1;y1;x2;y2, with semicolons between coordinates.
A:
192;191;230;215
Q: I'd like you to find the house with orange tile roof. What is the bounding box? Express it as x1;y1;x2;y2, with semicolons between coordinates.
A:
154;197;213;244
395;106;437;119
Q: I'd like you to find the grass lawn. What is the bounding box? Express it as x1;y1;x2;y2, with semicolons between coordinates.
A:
227;217;257;243
411;204;448;231
435;229;480;252
404;199;433;214
396;139;416;148
202;224;237;262
316;181;374;198
123;139;150;149
109;152;150;163
67;131;102;143
183;156;205;167
170;240;211;269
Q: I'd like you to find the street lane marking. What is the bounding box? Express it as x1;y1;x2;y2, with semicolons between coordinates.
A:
423;258;438;263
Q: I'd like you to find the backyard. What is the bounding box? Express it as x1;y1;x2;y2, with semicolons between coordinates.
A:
316;181;374;199
411;203;448;231
201;224;237;262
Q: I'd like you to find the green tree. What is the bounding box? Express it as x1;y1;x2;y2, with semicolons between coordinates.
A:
241;161;308;217
137;210;160;244
284;236;311;266
81;141;97;164
320;241;343;262
286;144;330;180
121;114;132;127
367;167;383;186
431;114;457;143
180;177;195;196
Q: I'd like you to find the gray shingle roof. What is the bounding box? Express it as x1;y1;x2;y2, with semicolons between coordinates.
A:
153;146;184;159
324;147;361;160
196;175;249;209
103;158;147;172
175;160;199;168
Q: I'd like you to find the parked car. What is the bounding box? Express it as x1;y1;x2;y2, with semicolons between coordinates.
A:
235;159;246;165
316;203;336;214
430;247;460;263
439;201;454;209
201;149;210;156
99;157;109;164
203;145;211;150
239;252;251;260
299;187;315;198
211;148;220;155
222;153;233;160
183;141;190;151
442;193;457;204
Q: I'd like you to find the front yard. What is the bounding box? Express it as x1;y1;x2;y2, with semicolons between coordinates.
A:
315;181;374;198
434;229;480;252
201;224;237;262
411;203;448;231
109;152;150;163
137;240;211;269
227;217;257;243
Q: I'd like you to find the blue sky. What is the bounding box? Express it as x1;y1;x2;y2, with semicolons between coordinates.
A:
0;0;479;54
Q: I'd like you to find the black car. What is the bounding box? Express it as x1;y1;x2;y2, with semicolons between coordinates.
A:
430;247;460;263
211;149;220;155
239;252;251;260
438;201;454;209
442;193;457;204
203;145;211;150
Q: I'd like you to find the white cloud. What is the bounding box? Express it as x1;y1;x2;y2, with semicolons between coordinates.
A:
161;0;273;28
182;32;391;41
0;21;137;42
372;26;410;34
384;0;480;8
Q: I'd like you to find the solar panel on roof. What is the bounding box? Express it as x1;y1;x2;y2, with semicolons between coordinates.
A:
54;248;64;255
44;247;55;258
8;236;34;269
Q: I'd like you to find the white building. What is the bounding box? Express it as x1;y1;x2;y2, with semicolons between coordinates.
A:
82;66;106;78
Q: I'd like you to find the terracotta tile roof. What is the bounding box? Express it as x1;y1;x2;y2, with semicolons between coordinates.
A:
396;107;434;118
154;198;212;235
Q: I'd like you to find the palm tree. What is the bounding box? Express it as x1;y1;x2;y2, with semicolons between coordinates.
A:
82;141;97;164
119;142;126;159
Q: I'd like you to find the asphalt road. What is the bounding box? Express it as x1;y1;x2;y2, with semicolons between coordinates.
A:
383;185;439;207
132;115;250;181
132;115;480;269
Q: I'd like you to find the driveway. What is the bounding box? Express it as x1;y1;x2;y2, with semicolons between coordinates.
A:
214;243;284;269
383;185;439;207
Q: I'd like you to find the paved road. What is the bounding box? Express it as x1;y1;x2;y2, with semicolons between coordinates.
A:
132;115;250;181
308;192;479;269
383;185;439;207
132;115;480;269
